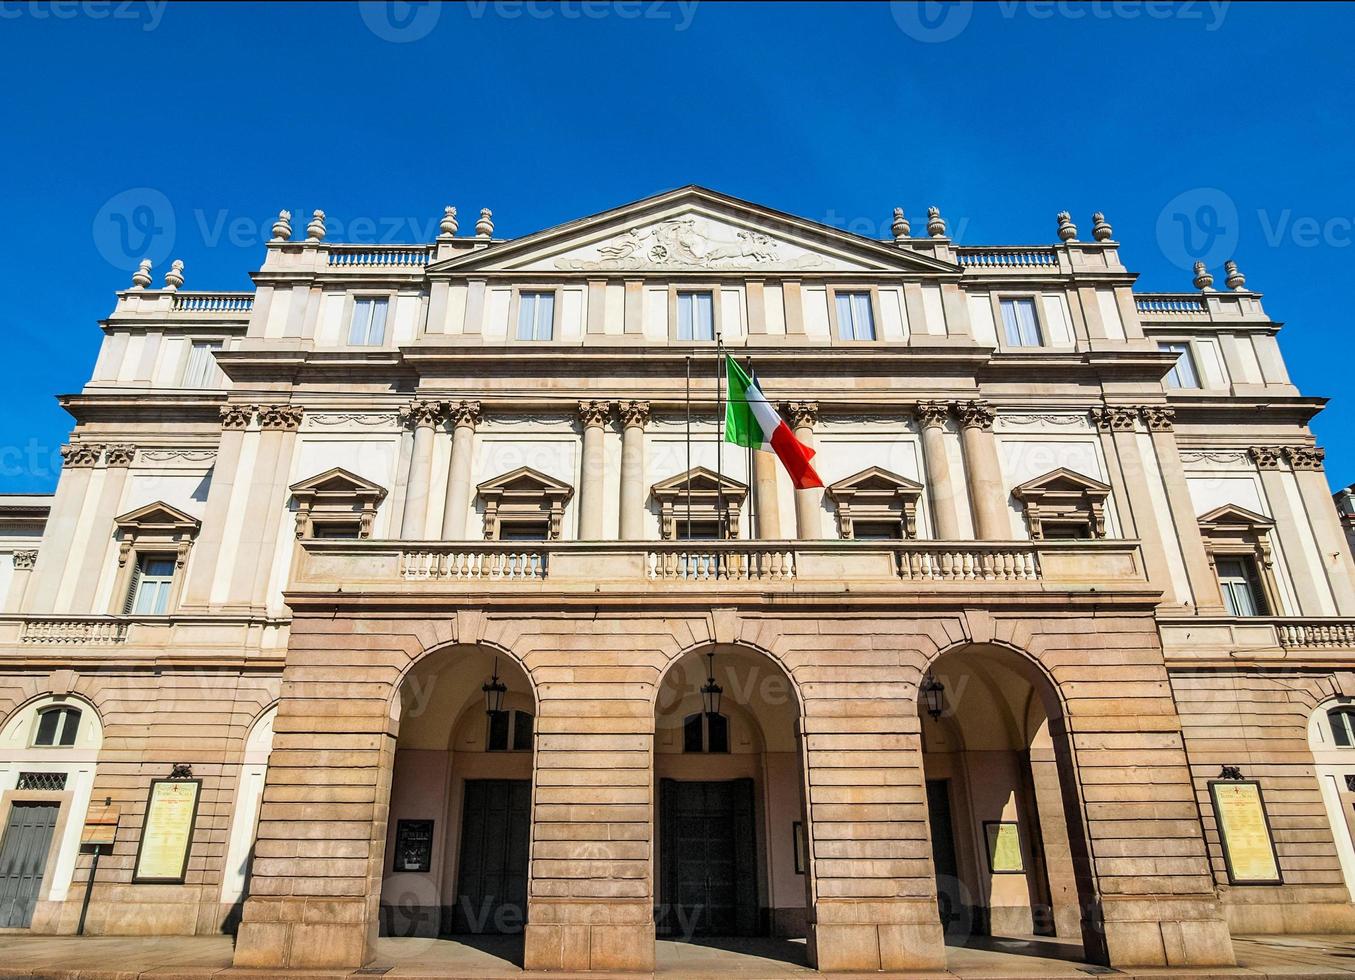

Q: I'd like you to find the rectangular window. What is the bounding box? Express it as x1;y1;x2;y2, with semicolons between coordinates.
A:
835;291;876;341
1161;342;1201;389
1217;557;1266;616
511;710;534;752
1041;521;1092;540
675;520;722;540
182;341;223;388
852;521;902;540
676;291;715;341
127;555;176;615
516;291;555;341
1000;298;1043;347
348;297;389;346
486;710;510;752
312;522;362;539
498;521;550;541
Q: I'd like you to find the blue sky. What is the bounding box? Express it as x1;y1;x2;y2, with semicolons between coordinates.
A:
1;1;1351;493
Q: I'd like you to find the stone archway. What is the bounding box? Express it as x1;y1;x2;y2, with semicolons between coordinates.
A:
652;644;811;951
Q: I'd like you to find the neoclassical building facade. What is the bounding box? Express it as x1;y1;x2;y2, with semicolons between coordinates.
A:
2;187;1354;972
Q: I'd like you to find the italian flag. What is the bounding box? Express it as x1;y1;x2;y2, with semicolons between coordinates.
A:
724;355;823;490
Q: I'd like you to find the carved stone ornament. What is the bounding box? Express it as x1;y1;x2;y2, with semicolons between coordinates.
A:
449;400;483;429
1285;446;1326;471
12;551;37;570
306;209;326;242
257;405;304;431
139;449;218;463
220;405;254;430
439;206;458;239
1140;406;1176;433
270;210;292;242
914;401;951;430
1091;406;1137;432
927;206;946;239
1224;259;1246;291
957;400;995;431
1193;261;1215;290
104;445;137;467
891;208;910;242
619;400;651;429
783;401;819;431
476;208;494;239
60;444;104;468
1091;212;1113;242
163;259;185;291
554;217;827;272
130;258;153;290
1056;211;1078;243
577;400;613;428
1248;446;1284;470
399;400;446;429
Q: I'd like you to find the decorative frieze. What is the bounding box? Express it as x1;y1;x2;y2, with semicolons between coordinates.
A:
307;413;399;429
139;449;218;463
1091;406;1137;432
1179;450;1250;466
60;444;104;468
956;400;995;431
995;413;1089;432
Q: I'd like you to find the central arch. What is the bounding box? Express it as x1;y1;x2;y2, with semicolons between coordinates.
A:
652;644;812;959
380;643;537;956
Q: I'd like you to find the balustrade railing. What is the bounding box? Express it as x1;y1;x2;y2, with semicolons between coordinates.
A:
20;618;128;644
401;546;545;581
1135;294;1208;315
1276;620;1355;649
327;245;433;269
895;544;1040;582
646;545;796;581
956;246;1060;270
170;292;254;313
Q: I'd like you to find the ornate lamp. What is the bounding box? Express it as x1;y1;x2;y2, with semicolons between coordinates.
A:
921;675;946;720
700;652;723;717
482;658;507;715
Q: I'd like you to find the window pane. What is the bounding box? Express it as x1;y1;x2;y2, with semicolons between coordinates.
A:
677;292;692;340
678;291;713;341
1331;709;1354;748
1161;343;1200;389
35;709;59;746
183;341;223;388
1217;558;1259;616
512;711;534;751
349;298;388;346
835;294;853;340
683;713;703;753
58;709;80;746
500;522;550;541
836;292;875;340
487;710;509;751
1001;299;1041;347
706;713;730;754
853;522;901;540
518;292;555;341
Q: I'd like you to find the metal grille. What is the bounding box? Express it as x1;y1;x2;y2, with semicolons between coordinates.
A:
16;771;67;791
1345;774;1355;793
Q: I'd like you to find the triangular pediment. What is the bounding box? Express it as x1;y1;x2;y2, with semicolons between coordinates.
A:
827;466;924;497
290;466;387;499
1013;467;1111;498
114;500;201;533
429;186;959;276
651;465;748;497
478;466;574;498
1198;503;1273;529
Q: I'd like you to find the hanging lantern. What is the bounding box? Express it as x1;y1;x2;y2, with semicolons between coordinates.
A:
921;675;945;720
700;652;723;717
482;657;507;715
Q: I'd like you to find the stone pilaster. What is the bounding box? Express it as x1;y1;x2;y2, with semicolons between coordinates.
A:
227;405;303;610
915;401;962;539
398;400;446;540
440;400;481;539
1251;445;1334;615
618;400;649;540
956;400;1007;540
785;401;822;539
1285;446;1355;614
71;444;136;613
577;400;611;540
23;443;103;613
4;550;37;613
183;406;251;607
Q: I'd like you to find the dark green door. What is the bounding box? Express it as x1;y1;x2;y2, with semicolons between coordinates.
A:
926;779;969;935
0;802;60;928
450;779;531;934
658;778;758;937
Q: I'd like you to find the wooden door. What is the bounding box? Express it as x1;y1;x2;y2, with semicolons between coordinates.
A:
450;779;531;934
0;802;60;928
658;778;758;937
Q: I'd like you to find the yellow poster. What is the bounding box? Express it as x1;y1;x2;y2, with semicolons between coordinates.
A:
985;821;1024;873
1212;781;1281;884
135;780;200;881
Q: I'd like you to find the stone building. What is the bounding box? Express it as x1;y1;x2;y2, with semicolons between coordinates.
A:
1;186;1354;973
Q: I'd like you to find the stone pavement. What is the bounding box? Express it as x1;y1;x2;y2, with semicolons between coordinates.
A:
0;933;1353;979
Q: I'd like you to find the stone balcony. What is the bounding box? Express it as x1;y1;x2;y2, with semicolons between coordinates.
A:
1159;615;1355;662
289;538;1152;605
0;613;289;660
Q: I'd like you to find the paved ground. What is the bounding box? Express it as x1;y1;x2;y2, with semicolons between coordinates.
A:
0;932;1353;978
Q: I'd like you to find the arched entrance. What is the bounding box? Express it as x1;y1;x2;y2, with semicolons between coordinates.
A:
1309;697;1355;901
919;644;1091;960
380;645;536;950
653;645;811;952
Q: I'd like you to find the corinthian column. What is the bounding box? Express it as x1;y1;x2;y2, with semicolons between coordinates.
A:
399;400;445;539
957;400;1008;540
915;401;962;539
577;400;611;540
440;400;481;539
618;400;649;540
786;401;822;539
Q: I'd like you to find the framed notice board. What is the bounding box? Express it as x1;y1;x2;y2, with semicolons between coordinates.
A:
133;778;202;883
1208;779;1283;886
393;819;434;873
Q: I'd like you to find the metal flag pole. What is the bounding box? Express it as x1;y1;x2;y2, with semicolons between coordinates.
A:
715;331;725;538
685;354;692;540
746;355;757;539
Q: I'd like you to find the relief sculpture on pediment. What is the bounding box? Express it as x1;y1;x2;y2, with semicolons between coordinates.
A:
555;217;827;271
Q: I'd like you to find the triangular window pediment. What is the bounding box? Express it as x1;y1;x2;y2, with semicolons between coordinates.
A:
1012;468;1111;541
826;467;923;540
1013;467;1111;499
828;467;924;496
476;467;574;541
1198;503;1274;530
289;467;388;540
114;501;201;535
477;466;574;499
651;466;748;498
290;466;386;499
428;186;958;277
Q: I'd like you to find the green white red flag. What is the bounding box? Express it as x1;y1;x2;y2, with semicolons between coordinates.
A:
723;355;823;490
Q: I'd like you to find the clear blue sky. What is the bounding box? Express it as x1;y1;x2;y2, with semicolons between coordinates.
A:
1;1;1351;493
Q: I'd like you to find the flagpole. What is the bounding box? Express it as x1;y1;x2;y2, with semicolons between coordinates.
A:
715;331;725;538
685;354;692;541
746;356;757;540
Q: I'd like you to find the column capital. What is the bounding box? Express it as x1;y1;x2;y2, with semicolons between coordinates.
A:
258;405;305;431
914;400;951;430
399;399;446;430
618;400;651;429
60;443;104;468
1285;445;1326;471
784;400;819;430
1091;405;1137;432
956;399;995;431
449;399;482;430
577;399;613;428
105;444;137;467
1248;446;1285;469
1140;406;1176;433
11;550;36;570
220;405;254;430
